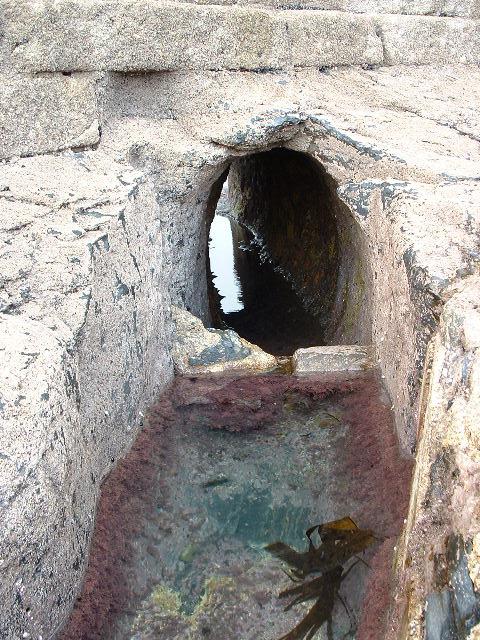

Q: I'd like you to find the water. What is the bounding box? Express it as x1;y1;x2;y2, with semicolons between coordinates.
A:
208;212;325;356
209;214;243;313
63;370;412;640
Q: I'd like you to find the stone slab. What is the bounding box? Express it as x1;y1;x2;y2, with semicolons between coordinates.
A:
171;306;277;374
175;0;480;17
292;345;375;373
0;72;100;159
377;13;480;64
3;1;479;72
5;2;381;71
286;11;382;67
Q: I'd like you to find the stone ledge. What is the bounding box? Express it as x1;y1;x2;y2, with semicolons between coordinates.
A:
377;13;480;64
292;345;375;373
171;306;277;375
0;2;398;71
5;1;479;72
173;0;480;18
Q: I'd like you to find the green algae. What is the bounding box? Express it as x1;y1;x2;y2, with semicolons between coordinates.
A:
149;585;182;615
130;575;238;637
193;575;237;614
179;543;198;563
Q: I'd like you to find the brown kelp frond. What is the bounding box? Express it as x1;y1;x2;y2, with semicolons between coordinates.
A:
266;517;376;580
277;595;335;640
266;542;308;573
306;517;358;543
270;518;376;640
277;566;348;640
279;567;343;612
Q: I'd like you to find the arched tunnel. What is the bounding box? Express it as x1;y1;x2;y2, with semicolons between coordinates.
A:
208;147;372;355
60;145;414;640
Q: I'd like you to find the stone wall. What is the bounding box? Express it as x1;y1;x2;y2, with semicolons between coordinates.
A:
1;5;480;638
393;276;480;639
0;153;175;638
2;2;480;75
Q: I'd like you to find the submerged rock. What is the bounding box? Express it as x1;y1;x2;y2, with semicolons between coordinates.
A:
171;306;277;375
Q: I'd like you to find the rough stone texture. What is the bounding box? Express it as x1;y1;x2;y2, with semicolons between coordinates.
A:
171;306;277;374
293;345;374;373
392;277;480;640
4;1;480;72
228;148;373;344
176;0;480;16
1;60;480;640
0;72;100;159
0;151;174;639
4;2;383;72
377;13;480;64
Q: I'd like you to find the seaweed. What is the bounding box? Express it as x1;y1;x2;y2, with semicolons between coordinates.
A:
266;517;375;580
267;517;377;640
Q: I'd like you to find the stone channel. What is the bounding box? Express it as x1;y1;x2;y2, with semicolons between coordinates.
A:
2;9;480;639
62;370;412;640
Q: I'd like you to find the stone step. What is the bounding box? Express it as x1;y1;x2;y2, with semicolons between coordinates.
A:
174;0;480;18
292;344;375;373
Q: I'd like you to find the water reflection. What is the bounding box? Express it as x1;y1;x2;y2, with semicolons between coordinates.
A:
209;214;243;313
61;371;412;640
208;207;325;356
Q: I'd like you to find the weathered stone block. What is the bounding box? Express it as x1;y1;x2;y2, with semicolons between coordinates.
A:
284;0;480;14
293;345;375;373
0;1;385;72
285;11;383;67
7;2;287;72
171;306;277;375
176;0;480;16
0;72;99;159
377;14;480;64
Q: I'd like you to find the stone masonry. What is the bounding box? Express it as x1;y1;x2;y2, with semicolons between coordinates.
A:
1;2;480;639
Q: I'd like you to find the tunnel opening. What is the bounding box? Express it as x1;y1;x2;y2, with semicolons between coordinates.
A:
207;148;371;356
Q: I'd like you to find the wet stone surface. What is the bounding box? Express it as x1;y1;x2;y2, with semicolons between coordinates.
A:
62;370;412;640
425;535;480;640
188;328;251;366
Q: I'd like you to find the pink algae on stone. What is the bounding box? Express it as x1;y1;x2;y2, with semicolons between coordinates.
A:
61;369;413;640
60;394;177;640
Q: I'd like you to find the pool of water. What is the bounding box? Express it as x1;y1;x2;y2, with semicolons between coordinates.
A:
62;370;412;640
208;210;325;356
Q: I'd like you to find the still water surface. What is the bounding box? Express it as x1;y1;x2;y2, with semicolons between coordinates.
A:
208;212;325;356
63;372;412;640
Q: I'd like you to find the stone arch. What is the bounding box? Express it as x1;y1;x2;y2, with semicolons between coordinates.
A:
202;144;372;349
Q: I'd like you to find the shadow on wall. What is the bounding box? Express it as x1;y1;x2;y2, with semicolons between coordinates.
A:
207;147;372;353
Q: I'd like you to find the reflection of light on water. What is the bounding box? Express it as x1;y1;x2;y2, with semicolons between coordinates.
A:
209;214;244;313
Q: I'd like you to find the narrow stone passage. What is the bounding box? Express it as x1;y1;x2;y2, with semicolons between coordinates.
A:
207;148;372;355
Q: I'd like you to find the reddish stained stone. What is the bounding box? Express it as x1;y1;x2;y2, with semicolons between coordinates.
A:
61;370;412;640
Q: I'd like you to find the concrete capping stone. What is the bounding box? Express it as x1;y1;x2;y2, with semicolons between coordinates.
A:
173;0;480;17
285;11;383;66
292;345;375;373
6;1;478;72
376;13;480;64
